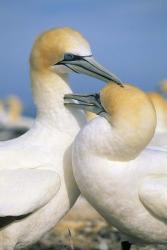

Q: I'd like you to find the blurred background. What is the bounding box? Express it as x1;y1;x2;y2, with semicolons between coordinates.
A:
0;1;167;249
0;0;167;117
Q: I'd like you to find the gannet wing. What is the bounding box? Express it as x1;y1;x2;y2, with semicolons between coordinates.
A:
0;168;60;217
139;174;167;220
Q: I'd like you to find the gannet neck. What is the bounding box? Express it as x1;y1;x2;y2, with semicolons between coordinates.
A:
31;69;83;132
76;84;156;161
76;117;138;161
77;115;153;162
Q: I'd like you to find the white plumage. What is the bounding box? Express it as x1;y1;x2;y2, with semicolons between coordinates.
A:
0;27;121;249
66;83;167;249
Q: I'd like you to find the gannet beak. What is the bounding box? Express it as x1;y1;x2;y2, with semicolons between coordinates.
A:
56;55;123;86
64;93;105;115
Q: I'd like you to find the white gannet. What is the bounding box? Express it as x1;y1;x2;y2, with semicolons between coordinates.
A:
65;82;167;250
147;92;167;147
0;28;122;250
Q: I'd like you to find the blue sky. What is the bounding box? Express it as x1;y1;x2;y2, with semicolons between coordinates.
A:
0;0;167;116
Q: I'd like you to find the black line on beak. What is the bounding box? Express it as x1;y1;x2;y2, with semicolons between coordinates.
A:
64;64;78;73
82;58;124;87
66;63;115;82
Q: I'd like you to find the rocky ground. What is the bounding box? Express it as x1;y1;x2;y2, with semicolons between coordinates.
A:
25;198;167;250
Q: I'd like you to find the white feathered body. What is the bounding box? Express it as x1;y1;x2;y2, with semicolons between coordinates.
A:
0;76;84;249
73;117;167;245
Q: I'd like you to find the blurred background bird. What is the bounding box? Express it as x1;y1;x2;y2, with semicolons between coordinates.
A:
0;96;34;140
159;80;167;96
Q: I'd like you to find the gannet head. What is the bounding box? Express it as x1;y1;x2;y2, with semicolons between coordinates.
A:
65;83;157;157
147;92;167;132
99;84;156;133
30;27;122;85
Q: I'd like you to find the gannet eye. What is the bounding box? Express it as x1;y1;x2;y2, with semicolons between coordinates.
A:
64;53;76;61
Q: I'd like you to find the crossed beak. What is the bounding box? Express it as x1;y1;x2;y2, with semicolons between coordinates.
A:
56;55;123;86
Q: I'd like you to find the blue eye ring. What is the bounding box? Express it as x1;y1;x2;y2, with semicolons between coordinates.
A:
55;53;92;65
64;53;75;61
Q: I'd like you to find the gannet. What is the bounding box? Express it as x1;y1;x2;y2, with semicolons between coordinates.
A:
159;79;167;94
65;83;167;250
0;27;122;250
0;96;34;140
7;96;23;123
6;96;33;127
147;92;167;147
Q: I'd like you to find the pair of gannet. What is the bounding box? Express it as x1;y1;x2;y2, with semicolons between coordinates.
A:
65;83;167;250
0;28;122;250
